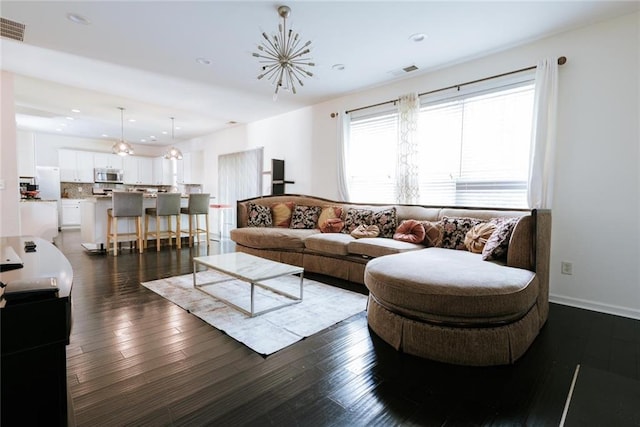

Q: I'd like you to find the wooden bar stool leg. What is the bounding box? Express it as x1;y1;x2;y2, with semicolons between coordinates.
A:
113;217;118;256
137;217;143;254
176;214;181;249
144;214;149;249
167;216;173;248
205;213;210;247
155;214;161;252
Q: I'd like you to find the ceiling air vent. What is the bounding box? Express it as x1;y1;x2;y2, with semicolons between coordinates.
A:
1;17;25;42
388;64;420;77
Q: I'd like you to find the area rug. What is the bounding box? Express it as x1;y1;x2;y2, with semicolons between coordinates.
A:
141;270;368;356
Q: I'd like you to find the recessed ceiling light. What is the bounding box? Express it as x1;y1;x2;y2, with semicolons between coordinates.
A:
332;64;345;71
66;116;74;120
66;13;90;25
162;131;168;135
128;118;136;123
409;33;427;42
196;57;212;66
101;134;109;137
71;108;81;113
140;139;147;143
175;126;181;130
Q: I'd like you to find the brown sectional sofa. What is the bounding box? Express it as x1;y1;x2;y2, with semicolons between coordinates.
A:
231;194;551;366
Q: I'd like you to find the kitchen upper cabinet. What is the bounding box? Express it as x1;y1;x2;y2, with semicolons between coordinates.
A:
94;153;123;170
59;149;94;183
177;151;203;184
17;131;36;177
152;157;174;185
123;156;153;185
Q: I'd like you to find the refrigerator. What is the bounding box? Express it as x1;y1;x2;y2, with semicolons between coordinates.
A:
35;166;62;201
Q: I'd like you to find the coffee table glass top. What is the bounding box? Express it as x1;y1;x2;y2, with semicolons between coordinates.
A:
193;252;303;282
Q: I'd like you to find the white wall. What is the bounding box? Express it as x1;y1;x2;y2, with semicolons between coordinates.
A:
191;12;640;319
1;71;21;237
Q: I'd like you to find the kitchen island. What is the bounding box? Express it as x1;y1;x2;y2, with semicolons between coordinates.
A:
80;194;212;251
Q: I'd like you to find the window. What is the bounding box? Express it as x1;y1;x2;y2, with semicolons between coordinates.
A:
346;76;535;208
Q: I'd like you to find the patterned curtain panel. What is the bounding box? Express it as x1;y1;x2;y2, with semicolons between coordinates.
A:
395;92;420;204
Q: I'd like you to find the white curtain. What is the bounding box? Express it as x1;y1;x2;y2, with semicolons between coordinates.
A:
336;111;351;201
527;58;558;209
218;147;263;237
395;92;420;204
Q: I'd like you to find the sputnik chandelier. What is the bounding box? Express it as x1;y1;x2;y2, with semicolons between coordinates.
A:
112;107;134;156
163;117;183;160
253;5;314;100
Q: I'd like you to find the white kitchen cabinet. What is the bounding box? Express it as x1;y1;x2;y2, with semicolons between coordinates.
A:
17;130;36;177
94;153;123;169
59;149;94;183
20;201;59;242
177;151;203;184
61;199;82;228
123;156;153;185
152;157;173;185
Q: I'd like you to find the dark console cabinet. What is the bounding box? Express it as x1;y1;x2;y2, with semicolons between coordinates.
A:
1;237;73;427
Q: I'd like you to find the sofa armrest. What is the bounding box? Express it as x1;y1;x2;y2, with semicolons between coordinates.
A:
507;215;534;271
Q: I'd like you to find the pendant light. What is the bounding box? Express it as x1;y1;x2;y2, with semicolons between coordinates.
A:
163;117;183;160
112;107;134;156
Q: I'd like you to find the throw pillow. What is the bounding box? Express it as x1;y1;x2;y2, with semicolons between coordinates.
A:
318;206;343;229
464;222;497;253
482;217;520;260
372;207;398;238
421;221;443;248
320;218;345;233
271;202;295;228
351;224;380;239
290;205;322;229
393;219;426;244
440;216;484;250
247;203;273;227
343;208;374;234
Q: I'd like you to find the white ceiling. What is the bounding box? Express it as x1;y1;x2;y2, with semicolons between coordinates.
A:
1;1;637;147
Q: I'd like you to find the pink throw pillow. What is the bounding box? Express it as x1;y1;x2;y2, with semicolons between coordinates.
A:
393;219;426;244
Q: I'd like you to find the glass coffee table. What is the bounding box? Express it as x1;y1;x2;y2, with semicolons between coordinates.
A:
192;252;304;317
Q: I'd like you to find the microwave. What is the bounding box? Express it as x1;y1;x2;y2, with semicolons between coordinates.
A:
94;168;124;184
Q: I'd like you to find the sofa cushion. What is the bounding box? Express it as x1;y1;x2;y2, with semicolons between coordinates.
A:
343;208;374;234
290;205;322;229
229;227;319;250
394;220;426;244
271;202;294;227
348;237;424;258
440;216;484;250
372;207;398;238
483;217;519;260
247;203;273;227
464;222;497;253
320;218;345;233
304;233;355;256
365;248;538;325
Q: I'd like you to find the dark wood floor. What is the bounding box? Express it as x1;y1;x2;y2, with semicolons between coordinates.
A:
56;230;640;426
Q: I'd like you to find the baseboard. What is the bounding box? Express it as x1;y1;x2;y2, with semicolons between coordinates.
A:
550;294;640;321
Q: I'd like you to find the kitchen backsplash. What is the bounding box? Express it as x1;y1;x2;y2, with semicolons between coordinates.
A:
61;183;94;198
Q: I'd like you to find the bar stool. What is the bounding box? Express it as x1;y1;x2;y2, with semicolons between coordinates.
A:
180;193;210;247
106;192;144;256
144;193;182;251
